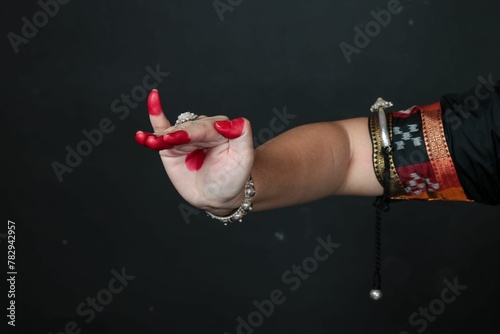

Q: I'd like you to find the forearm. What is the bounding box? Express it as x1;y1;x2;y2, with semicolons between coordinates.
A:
250;117;382;212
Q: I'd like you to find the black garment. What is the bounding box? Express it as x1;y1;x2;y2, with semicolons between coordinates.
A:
441;79;500;205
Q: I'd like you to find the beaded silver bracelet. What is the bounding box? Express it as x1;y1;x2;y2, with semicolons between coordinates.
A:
205;176;256;225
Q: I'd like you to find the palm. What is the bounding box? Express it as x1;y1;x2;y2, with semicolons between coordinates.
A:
159;138;254;209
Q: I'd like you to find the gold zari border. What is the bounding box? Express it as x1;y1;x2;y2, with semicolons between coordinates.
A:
419;103;472;202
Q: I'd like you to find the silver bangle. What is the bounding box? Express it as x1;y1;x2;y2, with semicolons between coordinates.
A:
370;97;393;150
205;176;256;225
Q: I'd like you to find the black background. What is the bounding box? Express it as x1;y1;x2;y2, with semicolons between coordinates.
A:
3;0;500;333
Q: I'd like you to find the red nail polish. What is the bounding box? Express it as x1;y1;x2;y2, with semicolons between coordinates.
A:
163;130;191;145
135;131;148;146
148;89;163;116
214;117;245;139
185;149;206;171
145;134;173;151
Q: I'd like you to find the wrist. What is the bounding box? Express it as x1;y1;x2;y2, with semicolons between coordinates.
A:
207;207;238;216
205;187;245;216
205;175;256;224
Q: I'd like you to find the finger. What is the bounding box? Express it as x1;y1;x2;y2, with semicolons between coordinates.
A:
135;130;174;150
161;115;230;147
136;129;209;152
137;115;246;153
148;89;171;133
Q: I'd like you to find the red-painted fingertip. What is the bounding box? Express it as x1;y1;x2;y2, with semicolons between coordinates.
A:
148;89;163;116
214;117;245;139
163;130;191;145
135;131;148;146
185;149;206;171
145;135;173;151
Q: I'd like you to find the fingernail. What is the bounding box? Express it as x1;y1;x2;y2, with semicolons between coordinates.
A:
163;130;191;145
135;131;148;146
214;117;245;139
145;134;173;151
148;89;163;116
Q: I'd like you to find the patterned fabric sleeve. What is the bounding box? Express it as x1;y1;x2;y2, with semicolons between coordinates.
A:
368;80;500;205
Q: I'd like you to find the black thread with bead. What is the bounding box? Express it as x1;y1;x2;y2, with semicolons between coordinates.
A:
370;145;392;300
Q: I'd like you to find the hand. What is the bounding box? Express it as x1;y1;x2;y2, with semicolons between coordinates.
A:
135;89;255;214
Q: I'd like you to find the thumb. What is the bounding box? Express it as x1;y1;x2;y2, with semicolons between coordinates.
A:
214;117;254;152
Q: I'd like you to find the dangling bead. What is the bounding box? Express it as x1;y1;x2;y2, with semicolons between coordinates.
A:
369;289;383;300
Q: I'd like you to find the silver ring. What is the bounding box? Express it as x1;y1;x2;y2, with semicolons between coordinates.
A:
175;112;199;126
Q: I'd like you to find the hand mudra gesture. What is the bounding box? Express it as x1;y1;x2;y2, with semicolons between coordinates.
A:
135;89;255;214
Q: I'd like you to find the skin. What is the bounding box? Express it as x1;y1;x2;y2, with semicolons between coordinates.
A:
135;89;383;216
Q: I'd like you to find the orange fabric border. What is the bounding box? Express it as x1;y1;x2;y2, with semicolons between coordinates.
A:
419;102;472;202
